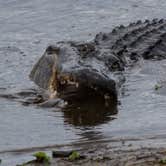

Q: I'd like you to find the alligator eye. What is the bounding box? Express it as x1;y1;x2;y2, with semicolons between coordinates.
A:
111;62;119;70
46;45;59;55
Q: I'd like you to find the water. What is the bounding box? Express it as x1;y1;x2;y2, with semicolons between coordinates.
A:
1;0;166;165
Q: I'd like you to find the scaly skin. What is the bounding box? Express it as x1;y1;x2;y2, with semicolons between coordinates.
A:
30;19;166;104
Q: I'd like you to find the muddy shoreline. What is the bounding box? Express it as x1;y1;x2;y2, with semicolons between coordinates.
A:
18;142;166;166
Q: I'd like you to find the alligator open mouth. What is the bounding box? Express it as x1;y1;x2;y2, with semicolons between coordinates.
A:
54;70;117;105
30;43;120;106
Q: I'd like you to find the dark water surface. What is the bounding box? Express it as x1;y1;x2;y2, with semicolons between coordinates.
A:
1;0;166;165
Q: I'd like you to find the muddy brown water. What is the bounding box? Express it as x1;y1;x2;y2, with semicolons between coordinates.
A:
1;0;166;165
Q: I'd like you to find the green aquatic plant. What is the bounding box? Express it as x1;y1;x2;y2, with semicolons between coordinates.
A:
33;152;50;164
154;84;162;90
68;151;80;161
159;158;166;164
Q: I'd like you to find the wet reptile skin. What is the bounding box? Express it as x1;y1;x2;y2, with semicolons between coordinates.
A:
30;19;166;100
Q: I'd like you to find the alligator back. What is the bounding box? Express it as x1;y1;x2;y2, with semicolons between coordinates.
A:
95;19;166;62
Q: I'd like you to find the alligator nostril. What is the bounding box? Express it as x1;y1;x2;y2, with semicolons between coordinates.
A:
46;45;60;55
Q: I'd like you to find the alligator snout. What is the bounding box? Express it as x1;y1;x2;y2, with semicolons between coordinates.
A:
56;68;117;100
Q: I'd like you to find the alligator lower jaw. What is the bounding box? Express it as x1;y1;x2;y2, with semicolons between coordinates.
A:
48;78;117;109
58;85;117;109
47;70;117;107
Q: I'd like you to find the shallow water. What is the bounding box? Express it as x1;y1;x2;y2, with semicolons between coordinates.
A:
1;0;166;165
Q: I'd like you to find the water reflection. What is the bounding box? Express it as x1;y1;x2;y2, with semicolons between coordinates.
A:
63;95;118;127
0;88;44;105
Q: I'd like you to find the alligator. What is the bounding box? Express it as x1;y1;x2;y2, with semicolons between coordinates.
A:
30;19;166;107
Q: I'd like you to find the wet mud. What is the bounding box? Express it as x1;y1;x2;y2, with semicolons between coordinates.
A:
17;142;166;166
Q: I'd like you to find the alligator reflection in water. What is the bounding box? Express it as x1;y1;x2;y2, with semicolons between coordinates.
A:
63;95;117;127
0;88;118;127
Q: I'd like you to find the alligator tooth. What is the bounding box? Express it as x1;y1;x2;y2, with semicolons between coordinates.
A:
50;90;57;99
104;94;110;100
67;80;73;85
60;80;66;85
76;83;79;88
64;101;68;105
94;87;97;90
104;94;110;107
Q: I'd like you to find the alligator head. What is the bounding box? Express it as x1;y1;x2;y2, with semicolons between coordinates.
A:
30;41;124;106
28;19;166;107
